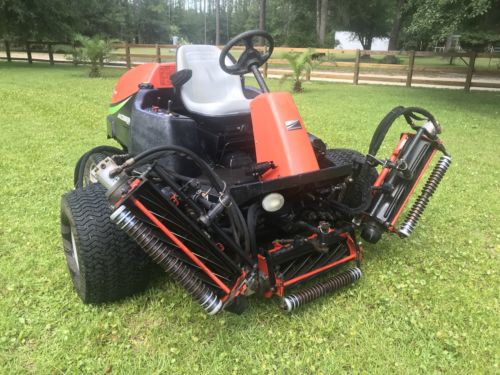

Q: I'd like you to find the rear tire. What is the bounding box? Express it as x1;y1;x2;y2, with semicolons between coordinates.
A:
325;148;378;209
74;145;124;188
60;184;151;303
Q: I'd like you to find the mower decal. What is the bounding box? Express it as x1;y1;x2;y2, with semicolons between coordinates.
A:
117;113;131;125
108;97;131;115
285;119;302;131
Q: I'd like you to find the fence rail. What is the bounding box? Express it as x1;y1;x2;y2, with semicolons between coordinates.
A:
2;40;500;91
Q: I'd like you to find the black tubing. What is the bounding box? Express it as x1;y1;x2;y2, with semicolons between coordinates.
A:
154;164;253;266
129;145;225;191
368;106;405;156
368;106;439;157
130;145;252;261
246;202;261;257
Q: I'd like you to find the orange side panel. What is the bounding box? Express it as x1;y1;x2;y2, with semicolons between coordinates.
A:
250;92;319;180
111;62;176;104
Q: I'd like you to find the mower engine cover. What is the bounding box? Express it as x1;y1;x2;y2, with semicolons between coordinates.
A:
251;92;319;180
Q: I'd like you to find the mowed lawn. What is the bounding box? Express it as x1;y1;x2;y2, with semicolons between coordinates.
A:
0;62;498;374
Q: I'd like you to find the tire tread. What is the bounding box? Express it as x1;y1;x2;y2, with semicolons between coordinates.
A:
61;184;151;303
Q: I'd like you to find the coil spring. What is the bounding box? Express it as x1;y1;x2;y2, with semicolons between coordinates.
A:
399;155;451;238
110;205;223;315
282;267;362;312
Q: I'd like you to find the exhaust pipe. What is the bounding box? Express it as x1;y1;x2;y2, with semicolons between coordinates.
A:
282;267;362;312
111;205;223;315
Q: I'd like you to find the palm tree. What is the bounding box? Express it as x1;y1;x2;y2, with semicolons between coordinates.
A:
76;35;114;77
280;49;315;93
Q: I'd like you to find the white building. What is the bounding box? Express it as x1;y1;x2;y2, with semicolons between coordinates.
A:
334;31;389;50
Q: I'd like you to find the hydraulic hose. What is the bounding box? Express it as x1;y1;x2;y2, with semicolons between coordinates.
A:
246;202;261;257
123;145;252;261
125;145;226;191
368;106;440;157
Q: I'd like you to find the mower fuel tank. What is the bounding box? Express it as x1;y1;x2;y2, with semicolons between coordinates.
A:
128;89;201;176
250;92;319;180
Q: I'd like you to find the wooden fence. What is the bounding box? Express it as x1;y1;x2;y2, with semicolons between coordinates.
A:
2;40;500;91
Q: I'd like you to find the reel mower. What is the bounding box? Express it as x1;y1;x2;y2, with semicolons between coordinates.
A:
60;30;450;314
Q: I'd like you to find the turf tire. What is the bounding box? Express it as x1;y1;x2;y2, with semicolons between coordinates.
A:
74;145;124;188
325;148;378;209
61;183;151;303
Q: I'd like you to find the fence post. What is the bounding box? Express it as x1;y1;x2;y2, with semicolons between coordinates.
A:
464;51;476;92
26;42;32;64
48;43;54;65
5;40;11;62
406;50;415;87
155;44;161;63
73;42;78;66
306;68;311;81
353;49;360;84
125;43;132;69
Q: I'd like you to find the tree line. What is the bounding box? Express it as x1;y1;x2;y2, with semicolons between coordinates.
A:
0;0;498;51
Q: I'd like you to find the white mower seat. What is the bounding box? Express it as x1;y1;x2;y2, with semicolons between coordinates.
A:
176;45;251;117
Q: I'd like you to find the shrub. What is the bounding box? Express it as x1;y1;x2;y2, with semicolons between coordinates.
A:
280;48;315;93
75;35;115;77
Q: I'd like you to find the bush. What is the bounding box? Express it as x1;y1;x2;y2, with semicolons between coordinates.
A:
75;35;115;77
280;48;315;93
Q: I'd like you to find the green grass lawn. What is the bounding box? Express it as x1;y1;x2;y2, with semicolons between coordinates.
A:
0;62;498;374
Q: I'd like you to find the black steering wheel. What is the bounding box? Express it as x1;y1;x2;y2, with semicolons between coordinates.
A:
219;30;274;75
